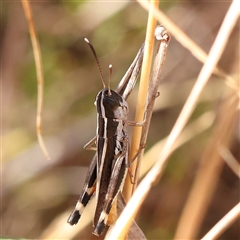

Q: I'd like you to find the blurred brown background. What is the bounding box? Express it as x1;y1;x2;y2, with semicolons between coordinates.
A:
1;1;239;239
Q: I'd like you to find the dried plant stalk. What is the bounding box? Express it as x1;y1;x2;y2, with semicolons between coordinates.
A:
133;26;171;191
122;0;160;202
174;92;238;239
201;203;240;240
141;110;215;177
21;0;50;159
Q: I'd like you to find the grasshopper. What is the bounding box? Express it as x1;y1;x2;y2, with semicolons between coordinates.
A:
67;38;145;236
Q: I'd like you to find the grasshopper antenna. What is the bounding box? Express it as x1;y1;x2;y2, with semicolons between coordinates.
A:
84;38;106;88
108;64;112;96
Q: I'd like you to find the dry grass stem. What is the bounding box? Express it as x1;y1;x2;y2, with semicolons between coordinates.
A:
108;1;239;238
123;0;159;201
174;93;238;239
117;0;159;238
201;203;240;240
21;0;50;159
141;110;215;177
134;26;170;188
106;194;147;240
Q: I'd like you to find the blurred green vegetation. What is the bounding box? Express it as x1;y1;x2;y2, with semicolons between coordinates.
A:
2;1;239;240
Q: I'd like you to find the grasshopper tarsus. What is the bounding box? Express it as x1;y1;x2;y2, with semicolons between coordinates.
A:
67;210;81;225
128;168;136;185
93;220;106;236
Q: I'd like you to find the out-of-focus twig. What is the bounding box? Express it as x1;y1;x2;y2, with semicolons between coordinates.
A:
174;92;238;239
21;0;50;159
141;110;215;177
201;203;240;240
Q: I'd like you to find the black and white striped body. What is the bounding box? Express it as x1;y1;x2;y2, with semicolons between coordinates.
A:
67;88;129;236
94;88;129;235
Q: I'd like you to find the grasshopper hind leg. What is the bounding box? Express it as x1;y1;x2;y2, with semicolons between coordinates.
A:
67;201;84;225
67;155;97;225
93;151;127;236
